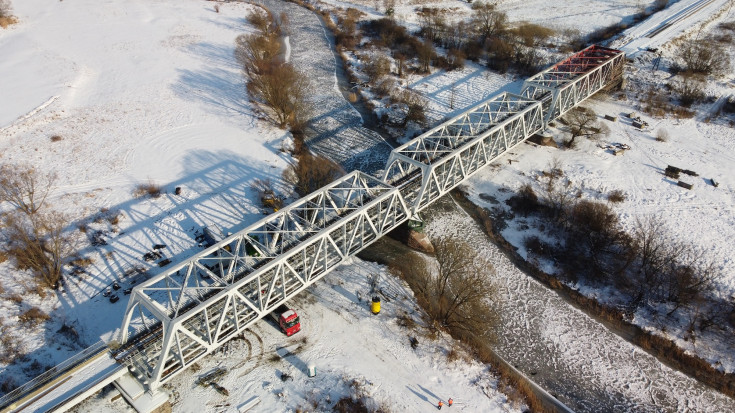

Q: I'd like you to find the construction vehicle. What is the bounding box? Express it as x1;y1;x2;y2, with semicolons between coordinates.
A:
261;190;282;212
269;304;301;336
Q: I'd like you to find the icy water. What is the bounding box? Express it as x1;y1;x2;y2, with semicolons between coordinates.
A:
424;196;735;413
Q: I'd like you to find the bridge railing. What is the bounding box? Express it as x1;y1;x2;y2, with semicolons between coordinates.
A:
0;340;107;410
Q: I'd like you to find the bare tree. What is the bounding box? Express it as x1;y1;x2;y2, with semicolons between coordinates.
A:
391;237;500;341
417;39;435;73
3;211;74;290
235;33;281;70
471;1;507;41
538;157;572;219
676;37;730;76
629;216;718;312
236;16;312;129
246;60;312;128
0;0;12;19
282;153;343;196
0;163;57;216
564;106;608;148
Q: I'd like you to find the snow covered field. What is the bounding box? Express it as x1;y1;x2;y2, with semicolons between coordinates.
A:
0;0;291;390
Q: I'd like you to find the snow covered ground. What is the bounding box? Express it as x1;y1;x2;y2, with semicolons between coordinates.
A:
73;260;520;412
0;0;291;390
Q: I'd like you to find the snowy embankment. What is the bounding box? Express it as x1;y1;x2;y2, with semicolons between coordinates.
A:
425;199;735;412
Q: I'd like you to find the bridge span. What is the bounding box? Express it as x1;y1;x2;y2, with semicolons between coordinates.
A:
1;45;623;413
117;44;624;391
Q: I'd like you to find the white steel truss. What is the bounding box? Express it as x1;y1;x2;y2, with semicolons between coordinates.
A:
117;46;624;391
117;171;409;387
383;93;544;215
521;45;625;123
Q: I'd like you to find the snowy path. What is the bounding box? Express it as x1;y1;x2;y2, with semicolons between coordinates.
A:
257;0;393;174
425;197;735;412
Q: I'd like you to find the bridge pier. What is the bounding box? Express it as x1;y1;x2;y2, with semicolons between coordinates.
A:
114;372;169;413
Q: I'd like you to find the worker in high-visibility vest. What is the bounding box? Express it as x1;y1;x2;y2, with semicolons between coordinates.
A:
438;400;443;410
448;397;453;407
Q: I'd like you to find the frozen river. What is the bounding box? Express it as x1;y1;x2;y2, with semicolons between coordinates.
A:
424;196;735;412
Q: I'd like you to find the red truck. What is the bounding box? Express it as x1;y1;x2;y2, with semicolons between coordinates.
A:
269;304;301;336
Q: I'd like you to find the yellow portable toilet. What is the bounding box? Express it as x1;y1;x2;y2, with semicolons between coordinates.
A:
371;296;381;314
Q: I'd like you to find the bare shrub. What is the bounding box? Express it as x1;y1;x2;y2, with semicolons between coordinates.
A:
365;55;391;83
50;135;63;142
0;163;57;216
401;90;428;126
0;318;22;364
446;48;466;70
0;0;11;18
607;189;626;203
396;311;416;329
213;4;220;13
0;0;15;28
486;37;515;73
653;0;668;11
283;153;343;196
656;129;669;142
674;72;707;107
133;181;161;198
3;211;74;290
562;200;633;280
247;8;272;35
374;77;395;98
563;106;609;148
523;235;551;257
676;38;729;76
69;256;94;267
18;307;50;326
7;294;22;304
234;33;281;69
513;22;555;47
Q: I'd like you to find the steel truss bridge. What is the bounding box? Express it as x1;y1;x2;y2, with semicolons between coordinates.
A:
116;45;624;391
